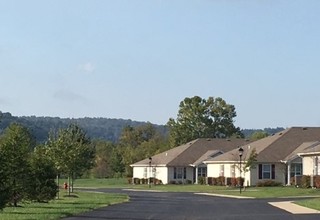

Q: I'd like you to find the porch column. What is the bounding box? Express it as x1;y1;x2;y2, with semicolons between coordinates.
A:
287;163;291;186
195;166;199;184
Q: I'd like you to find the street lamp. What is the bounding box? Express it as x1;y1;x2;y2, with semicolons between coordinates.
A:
149;157;152;188
238;147;244;194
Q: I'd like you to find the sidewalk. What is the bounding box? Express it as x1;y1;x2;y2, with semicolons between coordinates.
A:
269;201;320;214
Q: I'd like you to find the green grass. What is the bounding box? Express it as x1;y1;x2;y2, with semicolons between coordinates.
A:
295;198;320;210
62;178;129;188
0;191;129;220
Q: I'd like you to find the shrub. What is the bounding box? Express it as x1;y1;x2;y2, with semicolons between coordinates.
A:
256;180;282;187
314;175;320;188
231;177;238;187
133;178;140;184
169;180;176;184
207;177;214;185
198;176;206;185
216;176;225;186
301;175;311;188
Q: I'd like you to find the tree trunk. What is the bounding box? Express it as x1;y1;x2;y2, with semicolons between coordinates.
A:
68;176;71;196
56;174;60;199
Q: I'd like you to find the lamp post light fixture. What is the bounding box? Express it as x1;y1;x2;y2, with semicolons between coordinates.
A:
149;157;152;188
238;147;244;194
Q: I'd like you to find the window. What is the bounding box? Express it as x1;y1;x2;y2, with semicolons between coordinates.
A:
290;164;302;177
263;164;271;179
174;167;183;179
198;167;207;177
258;164;275;179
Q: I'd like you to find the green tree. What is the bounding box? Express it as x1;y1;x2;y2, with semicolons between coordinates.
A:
26;146;58;202
243;148;258;172
115;123;169;177
0;148;10;209
90;140;115;178
168;96;243;146
46;124;95;196
110;147;126;177
0;123;34;207
250;131;269;141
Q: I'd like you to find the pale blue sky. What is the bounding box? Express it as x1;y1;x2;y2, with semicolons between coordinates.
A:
1;0;320;129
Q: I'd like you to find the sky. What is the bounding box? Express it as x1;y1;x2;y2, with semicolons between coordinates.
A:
1;0;320;129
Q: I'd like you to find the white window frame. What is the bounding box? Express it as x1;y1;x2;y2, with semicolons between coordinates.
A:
262;164;271;179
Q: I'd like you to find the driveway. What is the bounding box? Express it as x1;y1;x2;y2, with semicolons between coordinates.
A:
63;189;319;220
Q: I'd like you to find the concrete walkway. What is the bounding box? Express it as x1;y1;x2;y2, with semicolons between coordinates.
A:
269;201;320;214
195;192;255;199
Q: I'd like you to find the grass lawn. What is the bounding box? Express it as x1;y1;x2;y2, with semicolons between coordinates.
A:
295;198;320;211
0;190;128;220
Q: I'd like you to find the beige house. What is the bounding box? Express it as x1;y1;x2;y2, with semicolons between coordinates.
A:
297;141;320;177
130;138;250;184
204;127;320;186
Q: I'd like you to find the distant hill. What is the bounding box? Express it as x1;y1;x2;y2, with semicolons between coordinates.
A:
0;112;167;143
0;111;284;144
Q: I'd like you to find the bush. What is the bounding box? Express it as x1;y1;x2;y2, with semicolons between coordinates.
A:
256;180;282;187
198;176;206;185
216;176;225;186
169;180;176;184
207;177;214;185
314;175;320;188
301;175;311;188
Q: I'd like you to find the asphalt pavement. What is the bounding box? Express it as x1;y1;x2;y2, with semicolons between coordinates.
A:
62;189;320;220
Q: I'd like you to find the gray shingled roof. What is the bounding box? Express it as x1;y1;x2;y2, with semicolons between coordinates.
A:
131;138;250;167
283;141;319;162
205;127;320;163
297;141;320;156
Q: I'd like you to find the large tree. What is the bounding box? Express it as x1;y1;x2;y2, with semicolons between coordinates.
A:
0;123;34;207
167;96;243;146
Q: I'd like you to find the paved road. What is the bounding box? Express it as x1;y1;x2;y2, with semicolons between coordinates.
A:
63;189;319;220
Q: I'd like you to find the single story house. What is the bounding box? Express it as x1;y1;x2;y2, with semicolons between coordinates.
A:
130;138;250;184
204;127;320;186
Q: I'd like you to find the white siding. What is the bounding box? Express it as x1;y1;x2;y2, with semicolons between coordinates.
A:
133;167;147;179
133;166;169;184
207;162;286;186
154;166;168;184
302;156;319;175
207;164;221;177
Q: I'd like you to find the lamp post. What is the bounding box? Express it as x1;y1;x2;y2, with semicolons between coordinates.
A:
149;157;152;188
238;147;244;194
